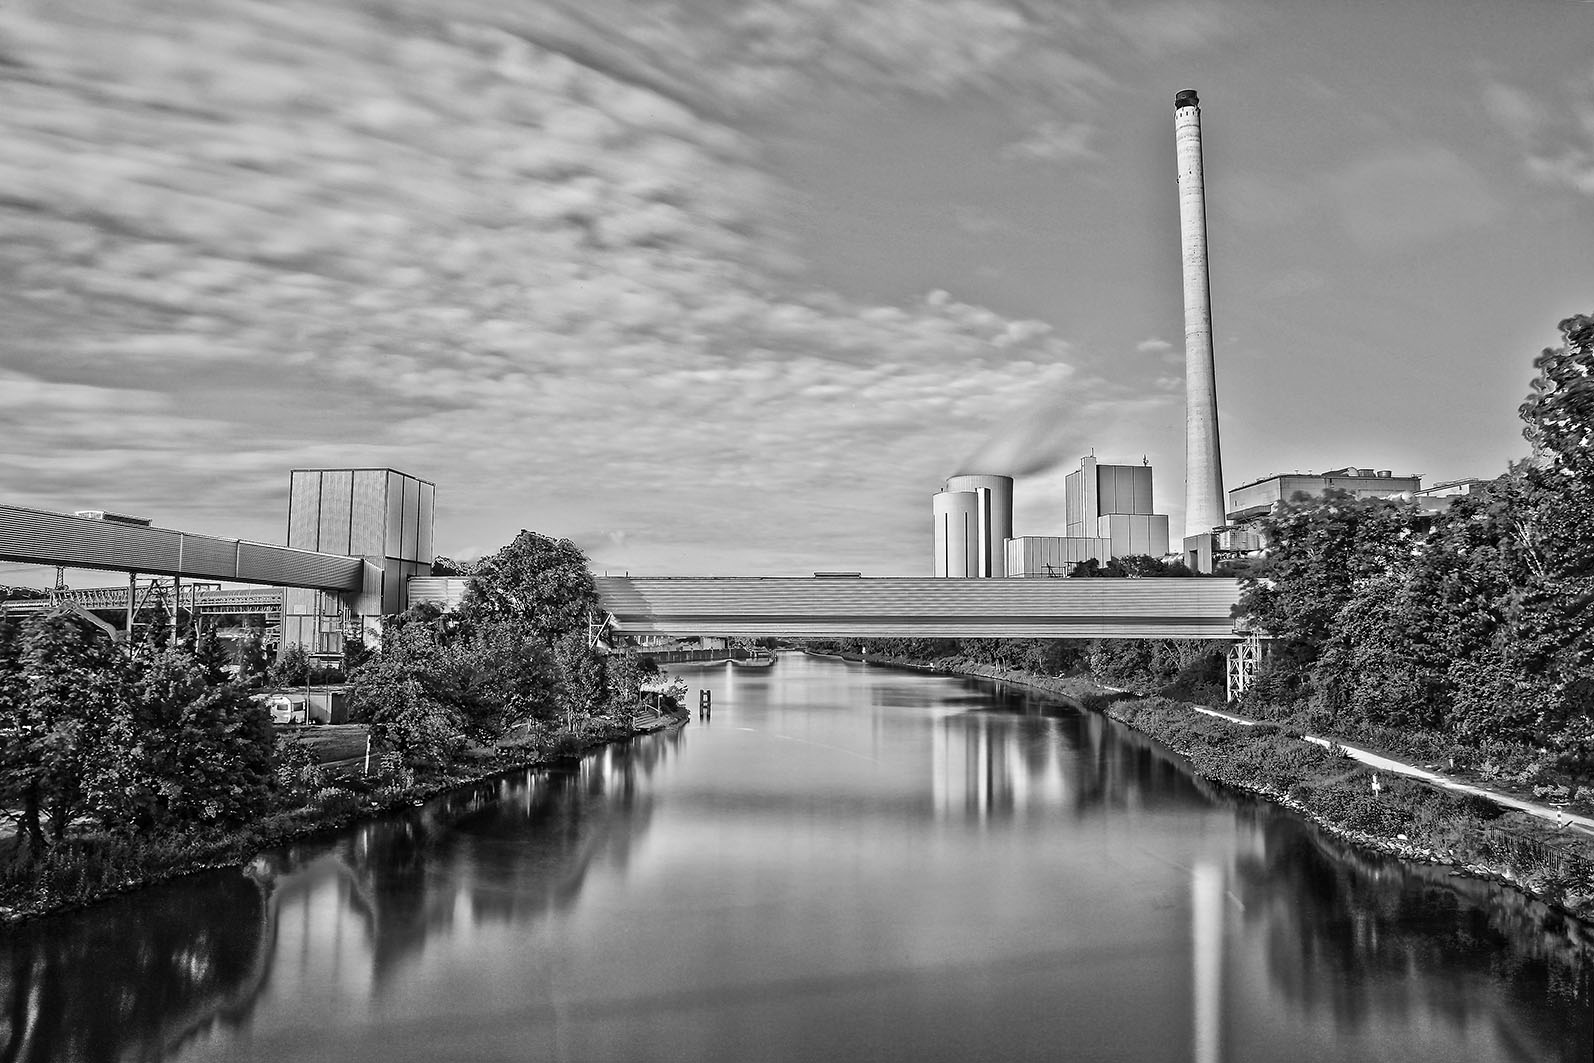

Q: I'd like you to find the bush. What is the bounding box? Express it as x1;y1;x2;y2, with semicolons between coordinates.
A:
311;787;361;817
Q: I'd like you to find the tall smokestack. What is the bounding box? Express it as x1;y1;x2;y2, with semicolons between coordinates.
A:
1175;89;1226;539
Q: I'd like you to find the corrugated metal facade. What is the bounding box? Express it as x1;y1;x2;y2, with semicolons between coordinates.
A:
287;472;321;551
318;470;354;555
1096;464;1154;516
1004;536;1111;577
1097;514;1171;558
595;577;1241;640
406;576;470;611
350;470;387;557
0;505;362;590
280;469;437;648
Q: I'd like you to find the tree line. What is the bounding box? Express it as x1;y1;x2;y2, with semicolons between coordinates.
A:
0;528;673;876
1236;314;1593;781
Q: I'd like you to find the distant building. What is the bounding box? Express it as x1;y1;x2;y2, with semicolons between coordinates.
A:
1063;456;1171;559
1000;456;1173;578
1226;467;1421;524
1004;535;1111;578
932;474;1014;578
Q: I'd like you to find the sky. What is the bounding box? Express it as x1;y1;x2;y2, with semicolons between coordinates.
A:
1;0;1591;583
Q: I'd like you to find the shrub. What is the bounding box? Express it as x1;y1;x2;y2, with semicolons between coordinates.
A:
312;787;360;817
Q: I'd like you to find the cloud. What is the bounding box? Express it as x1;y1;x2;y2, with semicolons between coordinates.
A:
1481;71;1594;197
1135;338;1173;354
2;1;1189;574
1002;120;1100;165
1328;145;1499;251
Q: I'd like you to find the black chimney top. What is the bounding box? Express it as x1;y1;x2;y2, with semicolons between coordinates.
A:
1175;89;1199;109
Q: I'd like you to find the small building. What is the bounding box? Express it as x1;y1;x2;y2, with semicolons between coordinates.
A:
1004;536;1111;577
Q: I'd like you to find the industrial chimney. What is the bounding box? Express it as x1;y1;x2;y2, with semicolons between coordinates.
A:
1174;89;1226;540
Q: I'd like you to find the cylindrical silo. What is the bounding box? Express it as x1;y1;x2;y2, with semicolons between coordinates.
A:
1175;89;1227;539
932;490;981;577
945;473;1013;577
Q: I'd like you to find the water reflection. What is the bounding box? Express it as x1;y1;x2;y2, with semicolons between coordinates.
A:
930;699;1209;821
0;732;677;1061
3;660;1591;1062
0;867;270;1061
1228;807;1594;1062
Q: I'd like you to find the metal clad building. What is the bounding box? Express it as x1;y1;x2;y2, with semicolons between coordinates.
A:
1226;468;1421;523
596;576;1241;640
944;474;1013;578
1004;536;1111;578
932;490;982;578
284;469;435;652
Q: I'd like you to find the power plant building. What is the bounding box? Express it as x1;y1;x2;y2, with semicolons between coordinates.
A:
284;468;435;652
1064;456;1171;558
1226;468;1421;523
934;458;1171;578
932;474;1013;578
1004;535;1111;579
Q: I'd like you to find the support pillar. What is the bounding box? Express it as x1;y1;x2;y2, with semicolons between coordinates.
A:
126;571;137;647
172;573;181;646
1225;635;1262;703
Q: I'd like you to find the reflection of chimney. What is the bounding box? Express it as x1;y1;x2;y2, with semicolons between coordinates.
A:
1192;861;1224;1063
1175;90;1226;538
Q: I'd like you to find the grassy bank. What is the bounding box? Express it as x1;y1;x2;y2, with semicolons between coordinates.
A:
854;651;1594;923
0;711;687;924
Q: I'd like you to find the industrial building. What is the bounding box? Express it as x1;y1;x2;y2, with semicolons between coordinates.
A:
934;457;1174;578
1065;456;1171;559
1226;467;1421;523
932;474;1014;578
0;468;435;658
282;469;435;653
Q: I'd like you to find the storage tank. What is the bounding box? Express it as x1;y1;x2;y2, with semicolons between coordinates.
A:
945;474;1013;577
932;490;982;577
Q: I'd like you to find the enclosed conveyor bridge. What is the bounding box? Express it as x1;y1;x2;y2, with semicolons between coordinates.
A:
0;503;365;591
595;576;1243;641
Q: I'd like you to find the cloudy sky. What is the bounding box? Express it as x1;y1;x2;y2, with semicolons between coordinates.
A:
2;0;1591;581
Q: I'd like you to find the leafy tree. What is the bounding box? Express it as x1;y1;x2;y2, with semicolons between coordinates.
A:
461;531;601;645
552;631;605;729
235;628;270;688
269;643;310;688
93;647;273;831
10;611;126;851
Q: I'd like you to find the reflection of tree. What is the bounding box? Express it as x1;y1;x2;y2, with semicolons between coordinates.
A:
931;703;1209;821
328;733;672;986
0;868;270;1062
1230;808;1594;1062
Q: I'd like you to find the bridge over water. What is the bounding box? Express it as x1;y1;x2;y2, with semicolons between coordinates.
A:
594;576;1243;641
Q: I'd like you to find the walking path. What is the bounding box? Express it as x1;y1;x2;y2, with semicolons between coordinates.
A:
1190;705;1594;838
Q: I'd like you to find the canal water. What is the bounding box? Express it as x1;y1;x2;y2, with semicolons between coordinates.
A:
3;655;1590;1062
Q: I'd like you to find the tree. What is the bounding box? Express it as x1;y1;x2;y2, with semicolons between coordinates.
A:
9;611;126;851
269;643;310;689
552;631;605;730
93;647;273;831
461;531;601;645
235;628;270;688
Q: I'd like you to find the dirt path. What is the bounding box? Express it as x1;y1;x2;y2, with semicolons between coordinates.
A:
1189;704;1594;838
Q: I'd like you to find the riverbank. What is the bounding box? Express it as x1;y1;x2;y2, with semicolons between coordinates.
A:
0;708;690;925
850;651;1594;924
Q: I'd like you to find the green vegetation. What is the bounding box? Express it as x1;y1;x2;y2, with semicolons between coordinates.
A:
1;530;683;922
1236;313;1594;788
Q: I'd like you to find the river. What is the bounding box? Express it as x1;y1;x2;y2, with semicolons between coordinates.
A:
3;655;1590;1062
